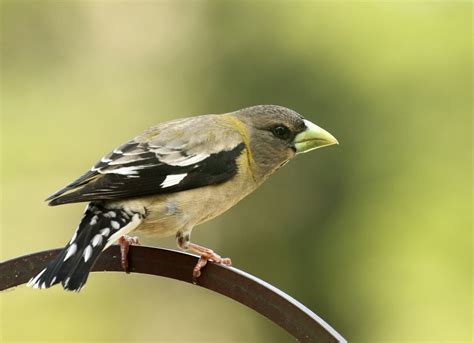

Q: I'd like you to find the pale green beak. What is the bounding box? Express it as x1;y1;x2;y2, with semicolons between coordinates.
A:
294;119;339;154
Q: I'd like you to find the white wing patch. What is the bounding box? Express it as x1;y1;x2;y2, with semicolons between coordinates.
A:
108;155;149;166
100;166;144;176
91;139;210;179
166;153;209;167
101;157;112;163
160;173;187;188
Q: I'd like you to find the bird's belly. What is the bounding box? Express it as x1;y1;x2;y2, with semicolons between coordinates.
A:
136;214;184;238
132;175;257;238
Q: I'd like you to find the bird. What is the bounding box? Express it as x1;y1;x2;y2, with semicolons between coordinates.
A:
27;105;338;291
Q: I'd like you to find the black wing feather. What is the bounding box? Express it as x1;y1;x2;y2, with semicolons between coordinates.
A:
47;143;245;206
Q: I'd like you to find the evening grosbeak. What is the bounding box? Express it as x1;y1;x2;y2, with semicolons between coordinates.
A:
28;105;338;291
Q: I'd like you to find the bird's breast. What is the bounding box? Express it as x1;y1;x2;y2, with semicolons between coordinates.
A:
132;153;259;238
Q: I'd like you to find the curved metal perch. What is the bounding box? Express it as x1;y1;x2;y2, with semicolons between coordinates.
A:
0;246;346;343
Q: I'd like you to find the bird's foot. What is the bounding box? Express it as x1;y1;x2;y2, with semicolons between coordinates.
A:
118;235;140;273
189;244;231;283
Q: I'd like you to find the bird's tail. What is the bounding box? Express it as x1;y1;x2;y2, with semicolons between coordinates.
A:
27;202;142;291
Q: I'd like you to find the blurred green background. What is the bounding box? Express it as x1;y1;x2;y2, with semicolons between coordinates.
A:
1;1;471;342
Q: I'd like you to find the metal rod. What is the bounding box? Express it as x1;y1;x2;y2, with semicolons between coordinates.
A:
0;246;346;343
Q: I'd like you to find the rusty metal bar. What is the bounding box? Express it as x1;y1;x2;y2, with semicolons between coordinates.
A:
0;246;346;343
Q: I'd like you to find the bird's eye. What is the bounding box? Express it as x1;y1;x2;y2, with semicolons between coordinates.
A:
272;125;291;139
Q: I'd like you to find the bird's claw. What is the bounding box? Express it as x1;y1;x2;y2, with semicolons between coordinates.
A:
192;249;232;284
118;235;140;273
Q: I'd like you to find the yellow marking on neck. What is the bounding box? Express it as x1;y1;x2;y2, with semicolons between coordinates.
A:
223;115;258;182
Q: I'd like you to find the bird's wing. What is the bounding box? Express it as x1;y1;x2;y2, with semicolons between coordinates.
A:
47;115;245;206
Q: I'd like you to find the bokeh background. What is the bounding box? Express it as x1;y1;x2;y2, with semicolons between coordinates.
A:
1;1;471;342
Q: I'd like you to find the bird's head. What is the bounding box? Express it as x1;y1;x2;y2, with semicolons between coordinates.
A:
233;105;338;180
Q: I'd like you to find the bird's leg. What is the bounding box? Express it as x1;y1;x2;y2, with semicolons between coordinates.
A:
118;235;140;273
187;243;232;279
176;231;232;282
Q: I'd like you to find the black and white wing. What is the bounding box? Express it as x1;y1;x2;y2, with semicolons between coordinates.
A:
46;115;245;206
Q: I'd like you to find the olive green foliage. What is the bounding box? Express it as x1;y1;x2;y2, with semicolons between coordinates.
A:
1;1;471;342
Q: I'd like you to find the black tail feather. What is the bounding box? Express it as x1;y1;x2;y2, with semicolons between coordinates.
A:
28;203;140;291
